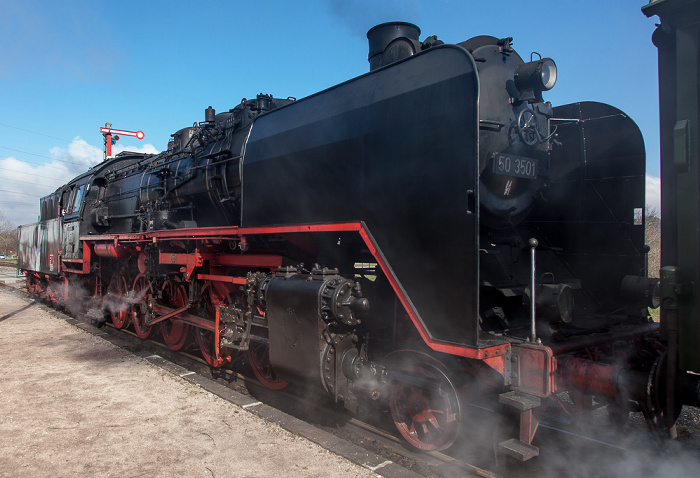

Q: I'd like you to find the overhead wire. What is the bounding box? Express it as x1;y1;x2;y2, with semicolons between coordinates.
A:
0;188;42;198
0;122;73;143
0;159;85;193
0;123;75;221
0;165;73;182
0;120;100;168
0;145;90;167
0;146;52;160
0;176;58;188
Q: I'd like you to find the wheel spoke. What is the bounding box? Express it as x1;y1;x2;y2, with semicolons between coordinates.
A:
428;414;440;430
160;281;189;351
131;275;152;339
387;352;461;452
421;421;430;435
108;274;129;329
197;328;229;368
247;337;288;390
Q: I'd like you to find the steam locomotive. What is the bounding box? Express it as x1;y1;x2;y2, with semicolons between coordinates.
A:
17;15;700;461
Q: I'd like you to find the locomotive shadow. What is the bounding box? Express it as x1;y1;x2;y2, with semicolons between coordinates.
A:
0;301;37;323
243;380;354;430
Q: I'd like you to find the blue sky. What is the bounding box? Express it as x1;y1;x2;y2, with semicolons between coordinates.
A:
0;0;661;227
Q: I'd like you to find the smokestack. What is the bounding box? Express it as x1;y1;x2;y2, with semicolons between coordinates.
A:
366;22;421;72
205;106;215;123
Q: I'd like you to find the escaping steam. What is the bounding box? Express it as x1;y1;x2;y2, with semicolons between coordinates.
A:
326;0;422;38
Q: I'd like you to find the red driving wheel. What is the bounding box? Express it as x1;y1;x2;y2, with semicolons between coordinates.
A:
107;273;129;329
160;281;189;351
248;332;288;390
387;351;462;451
130;274;153;339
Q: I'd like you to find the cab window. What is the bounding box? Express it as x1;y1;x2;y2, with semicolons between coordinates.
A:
64;184;86;216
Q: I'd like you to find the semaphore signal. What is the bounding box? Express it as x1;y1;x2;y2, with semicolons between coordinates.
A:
100;122;144;160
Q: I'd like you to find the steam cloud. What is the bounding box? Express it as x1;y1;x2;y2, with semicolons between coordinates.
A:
326;0;422;38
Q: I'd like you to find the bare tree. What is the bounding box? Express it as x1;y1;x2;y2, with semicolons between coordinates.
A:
0;211;17;258
645;205;661;278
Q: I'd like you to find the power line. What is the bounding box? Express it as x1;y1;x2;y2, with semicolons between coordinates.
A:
0;122;72;143
0;176;58;188
0;145;52;160
0;165;71;182
0;145;89;167
0;188;42;198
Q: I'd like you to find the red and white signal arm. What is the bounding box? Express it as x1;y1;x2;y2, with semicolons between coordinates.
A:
100;127;145;140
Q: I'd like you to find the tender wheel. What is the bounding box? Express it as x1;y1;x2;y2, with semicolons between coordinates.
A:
26;274;39;295
46;279;63;306
130;274;153;339
160;281;189;351
387;352;462;451
35;276;47;298
248;327;288;390
107;273;129;329
197;283;231;368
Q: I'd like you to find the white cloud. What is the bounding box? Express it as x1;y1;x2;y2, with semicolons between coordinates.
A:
113;143;159;155
1;138;104;226
0;156;66;226
0;137;162;227
0;137;163;227
646;174;661;216
49;137;103;173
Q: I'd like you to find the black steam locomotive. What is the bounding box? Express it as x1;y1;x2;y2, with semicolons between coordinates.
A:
18;16;700;460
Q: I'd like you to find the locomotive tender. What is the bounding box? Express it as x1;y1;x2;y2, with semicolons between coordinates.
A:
18;15;700;460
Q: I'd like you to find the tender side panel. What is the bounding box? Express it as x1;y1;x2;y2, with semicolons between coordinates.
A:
17;219;62;275
531;102;647;311
242;45;480;346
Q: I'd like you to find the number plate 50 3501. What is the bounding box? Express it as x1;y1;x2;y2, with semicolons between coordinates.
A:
492;154;538;180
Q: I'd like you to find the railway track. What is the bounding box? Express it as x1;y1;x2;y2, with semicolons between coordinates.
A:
2;268;699;477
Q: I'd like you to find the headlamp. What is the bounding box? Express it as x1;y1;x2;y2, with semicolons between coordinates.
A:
514;58;557;101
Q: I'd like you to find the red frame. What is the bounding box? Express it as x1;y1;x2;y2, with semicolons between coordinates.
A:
79;221;510;370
